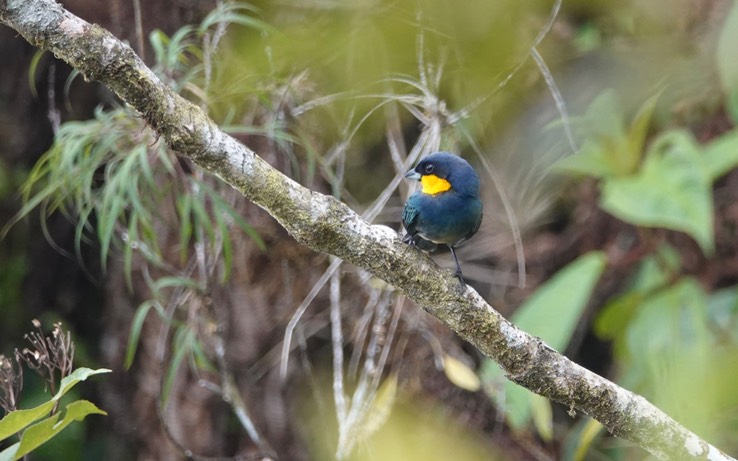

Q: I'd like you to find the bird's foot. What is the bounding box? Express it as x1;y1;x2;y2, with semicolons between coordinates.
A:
453;268;466;288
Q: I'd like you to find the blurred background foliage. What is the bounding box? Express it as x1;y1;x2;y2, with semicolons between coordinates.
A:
2;0;738;460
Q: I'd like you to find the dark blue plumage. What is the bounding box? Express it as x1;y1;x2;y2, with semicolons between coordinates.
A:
402;152;483;284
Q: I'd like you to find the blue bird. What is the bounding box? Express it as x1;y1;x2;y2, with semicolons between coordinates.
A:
402;152;483;285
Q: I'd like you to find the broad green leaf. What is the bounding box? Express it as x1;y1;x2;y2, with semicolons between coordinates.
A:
480;361;533;431
703;129;738;181
595;291;643;342
530;394;553;442
0;402;55;442
54;368;112;401
554;91;629;178
481;252;606;434
499;378;532;430
625;278;709;367
595;245;681;342
555;90;656;178
14;400;107;459
584;90;626;144
554;141;619;178
512;251;607;351
0;368;109;458
601;130;714;254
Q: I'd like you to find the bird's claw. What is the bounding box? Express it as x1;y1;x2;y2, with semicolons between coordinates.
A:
454;269;466;287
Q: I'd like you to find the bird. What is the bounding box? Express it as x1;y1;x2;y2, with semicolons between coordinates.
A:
402;152;483;285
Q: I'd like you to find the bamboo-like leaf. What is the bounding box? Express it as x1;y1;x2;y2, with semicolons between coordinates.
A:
177;194;194;264
125;300;156;369
162;328;195;404
27;49;47;99
152;276;203;293
572;419;605;461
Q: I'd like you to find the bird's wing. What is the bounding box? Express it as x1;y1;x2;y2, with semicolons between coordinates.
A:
470;210;483;238
402;201;420;234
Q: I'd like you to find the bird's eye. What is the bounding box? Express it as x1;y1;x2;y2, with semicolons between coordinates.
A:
423;164;435;174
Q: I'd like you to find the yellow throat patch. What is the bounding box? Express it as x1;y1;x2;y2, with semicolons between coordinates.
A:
421;174;452;195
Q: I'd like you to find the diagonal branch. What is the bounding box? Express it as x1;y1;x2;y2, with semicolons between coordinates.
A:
0;1;733;459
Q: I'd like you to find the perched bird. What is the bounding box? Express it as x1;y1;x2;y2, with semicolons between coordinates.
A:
402;152;483;285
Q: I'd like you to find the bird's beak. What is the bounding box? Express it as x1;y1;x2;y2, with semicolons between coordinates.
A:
404;169;421;181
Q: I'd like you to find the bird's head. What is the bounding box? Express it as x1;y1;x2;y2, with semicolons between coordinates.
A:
405;152;480;196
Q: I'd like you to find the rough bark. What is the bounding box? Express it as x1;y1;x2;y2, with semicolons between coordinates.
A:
0;0;734;459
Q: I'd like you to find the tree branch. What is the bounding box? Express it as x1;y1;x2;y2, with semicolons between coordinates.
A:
0;1;733;459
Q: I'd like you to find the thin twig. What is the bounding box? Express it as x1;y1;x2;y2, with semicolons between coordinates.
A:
131;0;145;61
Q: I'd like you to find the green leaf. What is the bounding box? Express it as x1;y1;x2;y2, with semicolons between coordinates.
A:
595;245;681;342
530;394;553;442
554;90;646;178
54;368;112;401
625;278;709;364
125;301;156;369
14;400;107;459
176;194;193;264
595;291;643;342
600;130;714;254
571;419;605;461
27;49;47;99
479;362;533;431
0;368;110;447
554;141;620;178
152;276;203;293
481;252;606;435
512;251;607;351
501;380;534;430
626;90;661;166
149;30;169;66
162;328;195;404
0;402;56;443
703;129;738;181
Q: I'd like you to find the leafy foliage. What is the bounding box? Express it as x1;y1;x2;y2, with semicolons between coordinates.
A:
0;368;110;461
558;91;738;254
6;5;272;404
555;83;738;456
480;252;607;438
